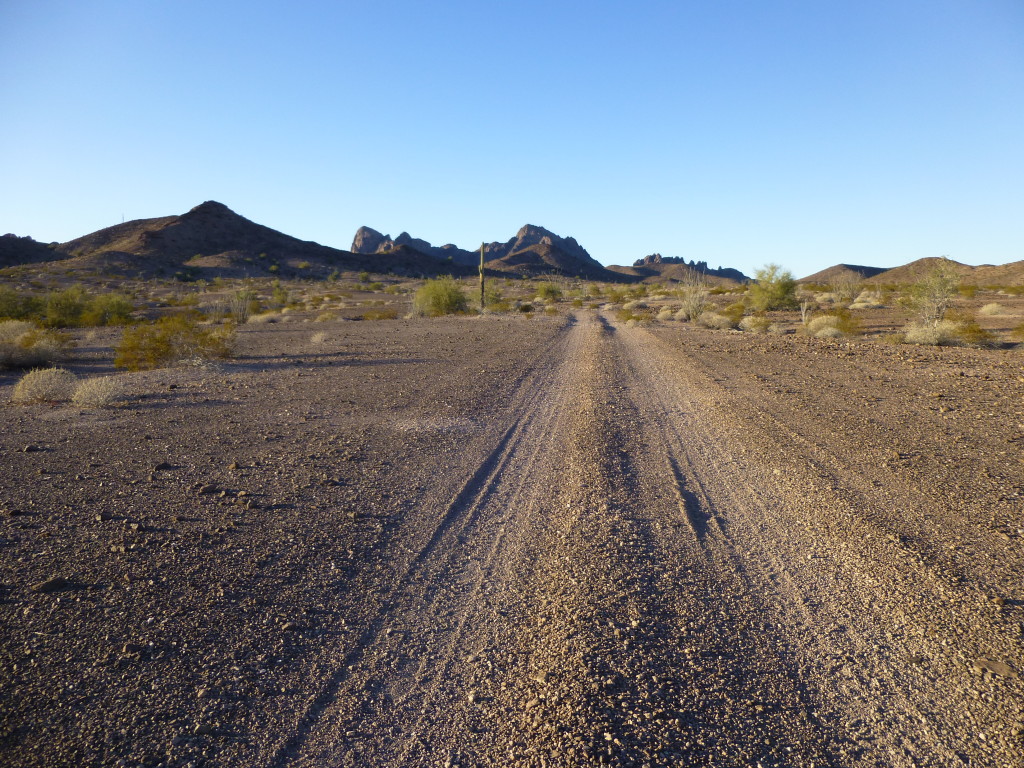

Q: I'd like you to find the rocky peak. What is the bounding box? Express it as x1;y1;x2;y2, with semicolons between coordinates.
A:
351;226;388;254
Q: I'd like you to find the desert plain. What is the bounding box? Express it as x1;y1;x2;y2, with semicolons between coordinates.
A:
1;281;1023;768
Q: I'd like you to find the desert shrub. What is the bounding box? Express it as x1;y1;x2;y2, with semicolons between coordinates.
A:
483;285;506;310
848;290;884;310
0;321;74;369
677;276;710;322
358;271;371;283
518;302;535;313
739;315;773;334
42;286;88;327
979;302;1006;316
722;302;747;326
544;305;559;316
229;289;255;324
622;300;647;311
80;293;135;326
413;277;468;317
831;275;863;304
0;286;42;320
910;259;960;326
71;376;121;408
657;308;675;321
114;314;235;371
536;283;562;301
1012;322;1024;341
697;312;735;330
571;298;584;309
310;331;327;344
361;309;398;320
12;367;77;403
945;311;993;346
959;284;978;299
749;264;798;311
315;311;336;322
903;320;964;346
805;311;861;338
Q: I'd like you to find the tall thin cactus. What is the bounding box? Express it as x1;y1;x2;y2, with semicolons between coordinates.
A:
479;243;486;311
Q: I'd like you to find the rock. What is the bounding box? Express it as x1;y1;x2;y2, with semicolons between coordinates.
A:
281;621;301;632
192;723;214;736
31;576;74;593
22;445;43;453
972;658;1018;678
154;462;174;471
229;461;240;470
525;698;540;710
198;484;219;494
196;687;212;699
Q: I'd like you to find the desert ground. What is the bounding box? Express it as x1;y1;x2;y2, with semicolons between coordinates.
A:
1;301;1022;767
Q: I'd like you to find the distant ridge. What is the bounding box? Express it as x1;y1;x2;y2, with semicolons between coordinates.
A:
9;202;473;280
799;264;887;284
352;224;611;279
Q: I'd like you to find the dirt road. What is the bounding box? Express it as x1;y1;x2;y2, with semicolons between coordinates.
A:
2;311;1021;767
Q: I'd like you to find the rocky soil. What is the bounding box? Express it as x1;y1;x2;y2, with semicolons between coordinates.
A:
1;311;1021;767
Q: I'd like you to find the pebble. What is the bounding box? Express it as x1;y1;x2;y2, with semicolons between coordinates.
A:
199;484;219;494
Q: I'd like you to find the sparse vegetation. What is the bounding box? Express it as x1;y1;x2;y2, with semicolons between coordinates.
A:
738;315;774;334
536;283;562;301
0;320;74;370
11;367;78;403
908;259;960;327
412;277;468;317
979;302;1006;316
114;314;235;371
677;273;710;322
749;264;798;311
361;309;399;320
71;376;122;408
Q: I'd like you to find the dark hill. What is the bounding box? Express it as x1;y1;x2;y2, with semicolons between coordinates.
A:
0;234;65;269
352;223;611;278
11;202;465;280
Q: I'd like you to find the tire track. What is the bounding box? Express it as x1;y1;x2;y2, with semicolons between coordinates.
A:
615;319;1021;767
269;315;595;767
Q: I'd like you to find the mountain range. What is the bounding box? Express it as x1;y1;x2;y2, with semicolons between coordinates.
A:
3;201;1022;286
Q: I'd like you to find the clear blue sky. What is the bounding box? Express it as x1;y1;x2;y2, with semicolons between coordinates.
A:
2;0;1022;277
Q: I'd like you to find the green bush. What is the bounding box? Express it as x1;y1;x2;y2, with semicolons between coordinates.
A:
412;277;468;317
43;286;88;328
536;283;562;301
0;286;42;320
748;264;798;311
114;314;235;371
80;293;134;326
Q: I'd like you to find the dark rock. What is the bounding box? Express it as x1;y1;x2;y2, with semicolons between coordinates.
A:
32;576;75;593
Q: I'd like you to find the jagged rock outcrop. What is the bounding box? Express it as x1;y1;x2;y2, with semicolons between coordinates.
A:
350;223;608;278
630;254;748;282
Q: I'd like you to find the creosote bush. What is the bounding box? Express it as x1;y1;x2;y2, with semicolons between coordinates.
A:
535;283;562;301
412;277;468;317
12;367;78;403
114;314;235;371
